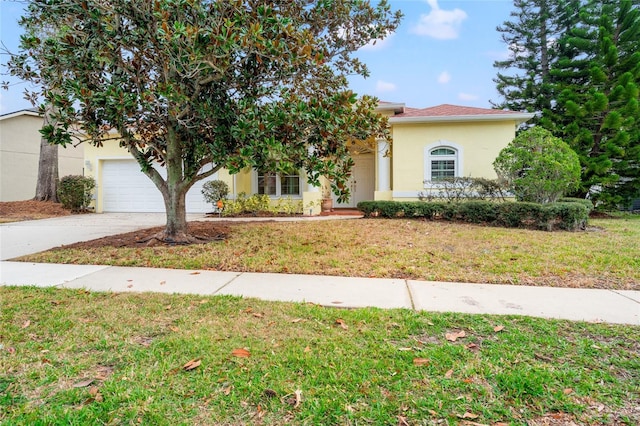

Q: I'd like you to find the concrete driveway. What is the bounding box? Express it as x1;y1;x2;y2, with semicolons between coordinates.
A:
0;213;204;260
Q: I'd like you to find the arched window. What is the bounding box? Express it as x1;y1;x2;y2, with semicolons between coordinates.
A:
424;142;463;184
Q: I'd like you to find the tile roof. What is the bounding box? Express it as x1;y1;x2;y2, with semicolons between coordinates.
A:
393;104;525;118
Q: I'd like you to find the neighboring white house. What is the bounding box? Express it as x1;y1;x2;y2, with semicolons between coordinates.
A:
0;109;85;201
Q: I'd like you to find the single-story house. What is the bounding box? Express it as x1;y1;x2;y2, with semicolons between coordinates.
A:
0;108;85;202
83;103;533;214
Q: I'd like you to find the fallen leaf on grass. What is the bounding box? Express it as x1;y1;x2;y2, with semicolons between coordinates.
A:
252;313;264;318
493;325;505;332
398;415;410;426
182;359;201;371
458;411;479;419
534;353;554;362
413;358;430;366
263;389;278;398
466;343;479;351
73;378;95;388
21;320;31;329
232;348;251;358
89;386;103;400
6;347;16;354
444;369;454;378
304;346;311;353
335;319;348;330
445;330;466;342
291;318;304;323
293;389;303;408
563;388;574;395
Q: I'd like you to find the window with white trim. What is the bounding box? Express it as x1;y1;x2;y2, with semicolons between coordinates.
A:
257;171;301;197
430;147;457;180
424;141;463;186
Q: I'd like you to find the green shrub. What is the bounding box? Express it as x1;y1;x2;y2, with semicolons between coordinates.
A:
558;197;594;213
418;177;508;202
57;175;95;211
201;180;230;205
357;200;588;231
221;193;302;216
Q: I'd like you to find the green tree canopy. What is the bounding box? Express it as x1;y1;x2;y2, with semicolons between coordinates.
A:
8;0;402;241
493;0;640;208
543;0;640;208
494;127;581;203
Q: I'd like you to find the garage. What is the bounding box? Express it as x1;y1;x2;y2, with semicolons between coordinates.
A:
101;159;216;213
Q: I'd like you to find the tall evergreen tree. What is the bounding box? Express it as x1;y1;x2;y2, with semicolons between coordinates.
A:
543;0;640;207
492;0;581;121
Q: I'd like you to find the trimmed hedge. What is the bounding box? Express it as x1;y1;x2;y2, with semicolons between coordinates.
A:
357;200;589;231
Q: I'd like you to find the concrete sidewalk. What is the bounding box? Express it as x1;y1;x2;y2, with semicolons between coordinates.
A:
2;261;638;325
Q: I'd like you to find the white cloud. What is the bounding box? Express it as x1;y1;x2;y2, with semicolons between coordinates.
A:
458;92;479;101
437;71;451;84
411;0;468;40
376;80;397;92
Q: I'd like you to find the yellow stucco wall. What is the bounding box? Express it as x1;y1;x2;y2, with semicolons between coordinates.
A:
390;120;516;195
0;113;84;201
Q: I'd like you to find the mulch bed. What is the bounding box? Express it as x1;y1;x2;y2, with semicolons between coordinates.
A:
58;221;233;249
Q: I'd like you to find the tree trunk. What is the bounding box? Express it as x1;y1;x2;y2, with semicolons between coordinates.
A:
161;186;189;243
33;110;59;202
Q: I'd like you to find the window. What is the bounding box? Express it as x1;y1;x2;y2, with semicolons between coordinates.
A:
424;142;463;185
257;171;301;197
430;148;456;180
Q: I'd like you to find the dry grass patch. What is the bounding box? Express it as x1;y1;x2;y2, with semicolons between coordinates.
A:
18;217;640;290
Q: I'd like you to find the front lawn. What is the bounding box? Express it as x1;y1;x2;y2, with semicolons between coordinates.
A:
18;216;640;290
1;287;638;425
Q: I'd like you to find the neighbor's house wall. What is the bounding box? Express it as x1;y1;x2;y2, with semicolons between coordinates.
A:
84;140;233;212
389;120;516;200
0;112;84;201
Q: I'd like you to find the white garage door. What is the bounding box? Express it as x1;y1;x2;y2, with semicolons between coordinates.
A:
101;159;217;213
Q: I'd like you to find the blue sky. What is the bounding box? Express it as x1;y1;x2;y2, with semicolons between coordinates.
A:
0;0;515;114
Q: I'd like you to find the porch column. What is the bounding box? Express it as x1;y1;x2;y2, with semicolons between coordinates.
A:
377;139;390;191
308;145;320;192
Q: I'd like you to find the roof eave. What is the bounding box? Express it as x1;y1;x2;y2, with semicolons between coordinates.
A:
389;113;535;125
375;102;406;114
0;109;42;121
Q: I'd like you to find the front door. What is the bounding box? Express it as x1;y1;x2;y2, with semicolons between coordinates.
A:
334;154;375;208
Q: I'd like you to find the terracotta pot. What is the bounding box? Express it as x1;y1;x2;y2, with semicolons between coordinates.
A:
321;198;333;212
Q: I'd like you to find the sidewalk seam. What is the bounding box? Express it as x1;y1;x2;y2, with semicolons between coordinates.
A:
404;280;416;311
610;289;640;304
211;272;243;295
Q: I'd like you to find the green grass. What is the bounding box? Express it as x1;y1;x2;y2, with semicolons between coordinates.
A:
1;287;639;425
19;216;640;290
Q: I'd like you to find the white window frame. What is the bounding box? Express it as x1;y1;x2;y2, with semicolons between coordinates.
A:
254;170;302;198
424;141;464;187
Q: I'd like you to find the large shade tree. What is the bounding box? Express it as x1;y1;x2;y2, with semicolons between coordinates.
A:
8;0;401;242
